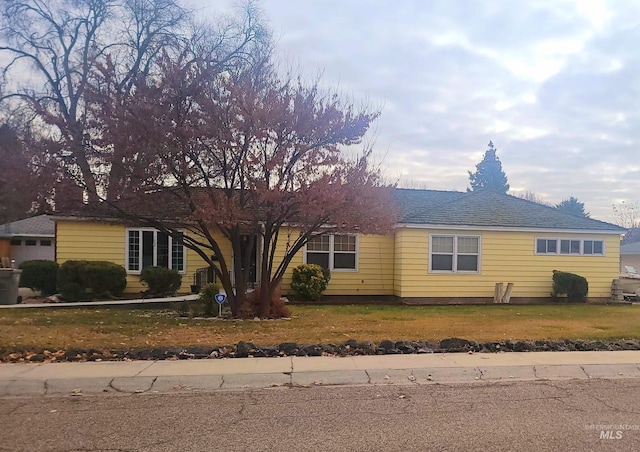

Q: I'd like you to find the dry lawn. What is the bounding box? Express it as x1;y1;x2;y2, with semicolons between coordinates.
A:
1;304;640;350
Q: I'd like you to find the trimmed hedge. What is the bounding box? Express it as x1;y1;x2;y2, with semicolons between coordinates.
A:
552;270;588;303
57;260;90;301
140;266;182;296
19;260;59;295
82;261;127;297
57;260;127;301
290;263;331;301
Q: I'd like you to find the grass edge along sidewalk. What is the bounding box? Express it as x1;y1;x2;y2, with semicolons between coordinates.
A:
1;304;640;358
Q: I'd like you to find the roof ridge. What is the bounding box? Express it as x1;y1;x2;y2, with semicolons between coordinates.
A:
396;189;625;231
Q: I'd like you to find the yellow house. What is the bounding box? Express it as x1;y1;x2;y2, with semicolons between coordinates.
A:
53;189;625;303
391;189;624;303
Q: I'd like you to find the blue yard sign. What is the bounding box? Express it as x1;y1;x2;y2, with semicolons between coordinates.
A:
214;293;226;317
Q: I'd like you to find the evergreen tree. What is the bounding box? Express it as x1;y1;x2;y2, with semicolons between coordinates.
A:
555;196;590;217
468;141;510;193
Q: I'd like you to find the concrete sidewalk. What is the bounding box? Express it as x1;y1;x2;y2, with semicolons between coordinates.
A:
2;351;640;396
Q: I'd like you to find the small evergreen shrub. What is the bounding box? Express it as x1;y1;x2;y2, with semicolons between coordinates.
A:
19;260;59;295
552;270;588;302
140;266;182;296
290;264;331;301
198;283;222;316
81;261;127;297
57;260;127;301
57;260;90;301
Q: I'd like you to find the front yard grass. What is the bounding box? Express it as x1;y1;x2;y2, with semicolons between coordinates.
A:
2;304;640;351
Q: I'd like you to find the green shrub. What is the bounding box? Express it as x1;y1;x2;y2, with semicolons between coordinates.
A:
57;260;127;301
57;260;90;301
552;270;588;302
81;261;127;298
290;264;331;301
198;283;222;316
140;266;182;296
19;260;59;295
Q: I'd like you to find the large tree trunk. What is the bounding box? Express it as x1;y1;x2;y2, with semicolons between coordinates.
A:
257;227;274;318
258;276;271;318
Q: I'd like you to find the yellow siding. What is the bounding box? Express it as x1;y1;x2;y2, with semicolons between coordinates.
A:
56;219;620;300
275;231;395;296
394;228;620;299
56;220;210;294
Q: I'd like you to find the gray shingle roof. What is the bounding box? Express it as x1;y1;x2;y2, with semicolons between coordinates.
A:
621;242;640;254
0;215;55;237
394;189;626;232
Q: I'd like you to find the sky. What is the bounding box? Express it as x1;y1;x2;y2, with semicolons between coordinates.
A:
199;0;640;221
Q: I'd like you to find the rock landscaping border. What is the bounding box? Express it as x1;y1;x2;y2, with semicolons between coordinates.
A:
3;337;640;363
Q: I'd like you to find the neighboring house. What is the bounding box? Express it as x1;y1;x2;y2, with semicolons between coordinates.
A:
53;189;626;303
620;242;640;272
0;215;56;267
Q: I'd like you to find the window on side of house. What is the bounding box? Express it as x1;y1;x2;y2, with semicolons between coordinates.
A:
560;239;581;255
126;229;185;273
430;235;480;273
583;239;604;255
40;240;52;246
536;238;557;254
535;238;605;256
9;239;21;246
304;234;358;271
25;239;37;246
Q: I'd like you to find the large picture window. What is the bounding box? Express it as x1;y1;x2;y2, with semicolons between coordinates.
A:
430;234;480;273
126;229;185;273
305;234;358;271
535;238;604;256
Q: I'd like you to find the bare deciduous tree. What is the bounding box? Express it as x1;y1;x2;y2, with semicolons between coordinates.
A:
94;49;396;317
612;201;640;244
516;190;550;206
0;0;266;201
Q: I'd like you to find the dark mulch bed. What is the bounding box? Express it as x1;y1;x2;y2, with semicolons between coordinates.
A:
3;337;640;363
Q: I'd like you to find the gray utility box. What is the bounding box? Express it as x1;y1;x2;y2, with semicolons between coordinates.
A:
0;269;22;305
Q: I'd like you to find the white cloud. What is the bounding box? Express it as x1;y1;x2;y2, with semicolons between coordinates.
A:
200;0;640;220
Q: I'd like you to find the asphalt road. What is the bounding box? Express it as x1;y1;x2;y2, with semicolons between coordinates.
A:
2;378;640;451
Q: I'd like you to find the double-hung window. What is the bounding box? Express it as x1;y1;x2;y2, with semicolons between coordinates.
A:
536;238;604;256
430;234;480;273
305;234;358;271
126;229;185;273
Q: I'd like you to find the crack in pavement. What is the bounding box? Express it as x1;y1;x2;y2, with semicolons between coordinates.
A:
533;366;541;379
537;381;590;413
580;365;591;379
588;393;640;415
288;356;294;385
108;376;157;394
133;360;156;377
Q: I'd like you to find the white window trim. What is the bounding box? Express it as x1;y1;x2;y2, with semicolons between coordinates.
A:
534;237;605;256
125;228;187;274
429;234;481;274
303;234;359;272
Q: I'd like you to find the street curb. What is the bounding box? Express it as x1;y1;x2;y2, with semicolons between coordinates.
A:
2;352;640;396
